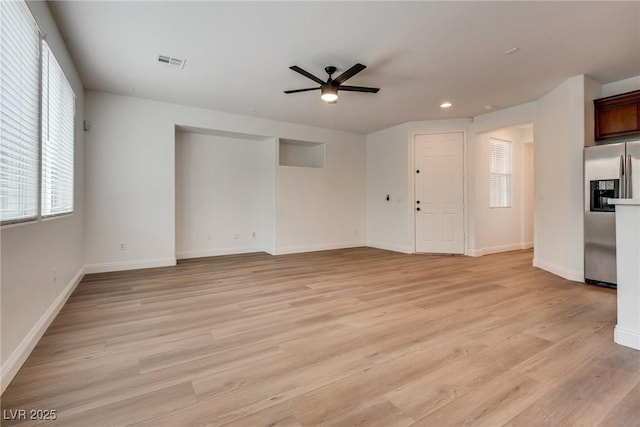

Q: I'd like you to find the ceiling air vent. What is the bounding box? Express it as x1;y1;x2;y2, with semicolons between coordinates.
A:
155;53;186;70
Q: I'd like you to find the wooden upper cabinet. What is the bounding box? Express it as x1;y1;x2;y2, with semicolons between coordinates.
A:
594;90;640;141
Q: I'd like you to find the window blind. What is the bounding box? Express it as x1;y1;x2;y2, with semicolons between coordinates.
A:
0;1;41;223
41;40;74;217
489;139;512;208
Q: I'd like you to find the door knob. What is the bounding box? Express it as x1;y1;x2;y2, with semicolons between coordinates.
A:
417;207;421;211
417;200;420;204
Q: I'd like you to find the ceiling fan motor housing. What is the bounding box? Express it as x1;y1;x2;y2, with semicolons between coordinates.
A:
324;66;337;77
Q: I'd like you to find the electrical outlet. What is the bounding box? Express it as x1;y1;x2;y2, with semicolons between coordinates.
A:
252;232;257;239
119;242;126;250
52;267;57;283
233;233;240;240
207;234;212;241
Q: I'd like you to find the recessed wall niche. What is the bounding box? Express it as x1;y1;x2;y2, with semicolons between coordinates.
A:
279;138;325;168
174;126;274;259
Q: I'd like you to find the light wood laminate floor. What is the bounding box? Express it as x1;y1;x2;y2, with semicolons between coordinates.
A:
2;248;639;426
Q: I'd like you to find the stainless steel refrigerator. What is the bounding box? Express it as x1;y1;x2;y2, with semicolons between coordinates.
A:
584;140;640;287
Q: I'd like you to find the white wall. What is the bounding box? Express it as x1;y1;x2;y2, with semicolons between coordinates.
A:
533;75;595;282
262;139;277;254
534;79;572;278
1;1;84;392
365;123;412;252
83;94;175;272
584;77;603;147
601;75;640;98
276;139;365;254
83;91;366;271
524;142;534;247
175;132;270;258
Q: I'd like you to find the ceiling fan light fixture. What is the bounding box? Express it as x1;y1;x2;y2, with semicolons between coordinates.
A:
321;86;338;102
321;93;338;102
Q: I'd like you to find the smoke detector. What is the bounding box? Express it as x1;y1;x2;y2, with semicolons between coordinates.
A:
155;53;186;69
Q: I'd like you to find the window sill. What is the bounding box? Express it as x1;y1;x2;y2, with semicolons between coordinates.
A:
1;212;74;229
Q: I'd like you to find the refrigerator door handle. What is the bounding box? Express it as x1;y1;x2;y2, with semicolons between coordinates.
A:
627;154;633;199
620;155;626;198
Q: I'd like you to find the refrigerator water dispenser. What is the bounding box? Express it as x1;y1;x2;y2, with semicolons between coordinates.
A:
590;179;619;212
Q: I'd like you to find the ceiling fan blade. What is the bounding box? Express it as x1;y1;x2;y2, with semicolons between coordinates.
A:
338;85;380;93
284;87;320;94
289;66;326;85
333;63;366;85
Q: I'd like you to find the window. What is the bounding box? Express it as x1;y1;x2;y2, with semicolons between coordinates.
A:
41;40;74;217
0;1;41;223
489;138;512;208
0;1;75;224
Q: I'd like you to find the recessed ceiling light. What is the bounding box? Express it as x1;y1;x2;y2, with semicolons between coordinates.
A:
440;102;452;108
485;105;493;110
504;47;521;55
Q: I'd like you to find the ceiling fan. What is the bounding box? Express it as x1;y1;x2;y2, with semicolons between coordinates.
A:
284;63;379;103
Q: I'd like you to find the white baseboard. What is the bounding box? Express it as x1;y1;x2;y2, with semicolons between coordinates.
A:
366;242;413;254
614;325;640;350
470;243;532;257
533;257;584;282
1;266;85;394
468;249;482;257
273;242;365;255
84;257;176;274
176;247;264;260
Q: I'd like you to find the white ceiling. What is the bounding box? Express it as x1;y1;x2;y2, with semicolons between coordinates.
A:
49;1;640;134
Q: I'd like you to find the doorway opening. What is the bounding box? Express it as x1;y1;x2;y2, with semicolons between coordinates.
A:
470;123;534;256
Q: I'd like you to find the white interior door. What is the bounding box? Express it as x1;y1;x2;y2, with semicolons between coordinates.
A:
415;133;464;254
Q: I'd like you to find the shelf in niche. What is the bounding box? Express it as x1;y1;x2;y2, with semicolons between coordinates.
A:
279;138;325;168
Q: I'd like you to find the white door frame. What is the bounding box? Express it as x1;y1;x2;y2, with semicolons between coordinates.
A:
408;131;469;255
